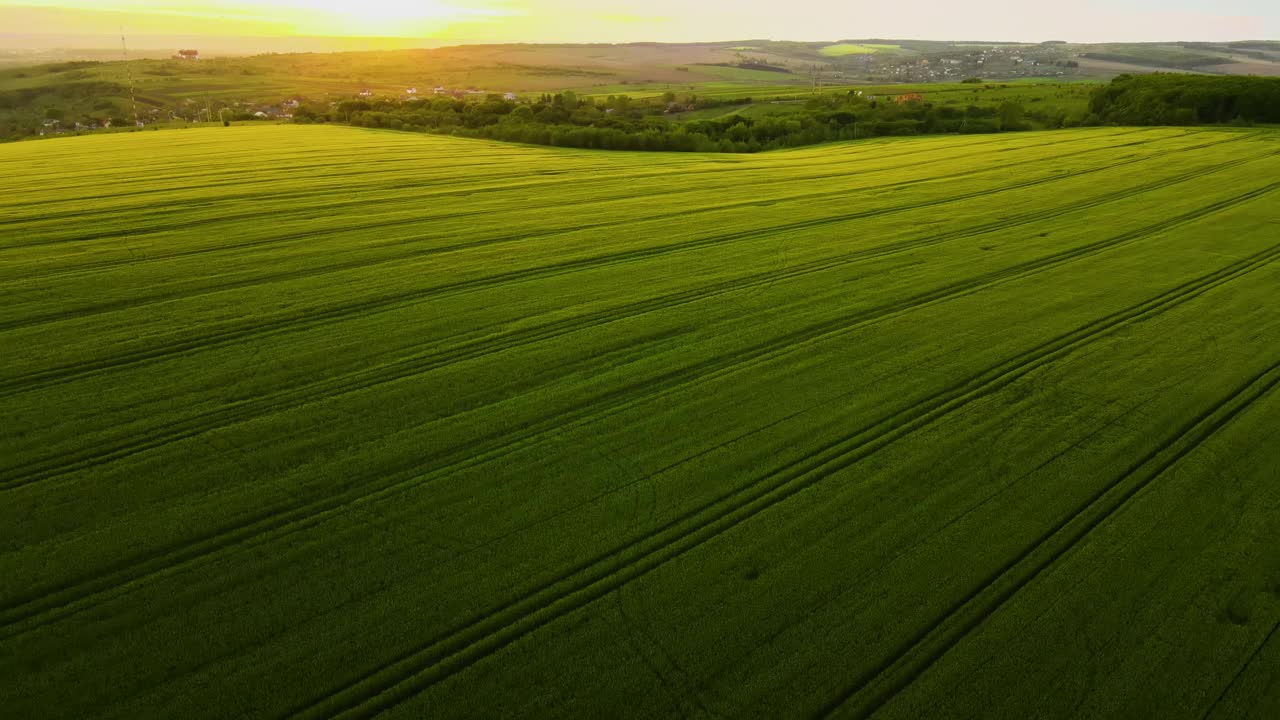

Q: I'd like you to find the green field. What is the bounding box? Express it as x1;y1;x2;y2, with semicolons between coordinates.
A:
820;43;901;56
667;80;1097;124
3;125;1280;718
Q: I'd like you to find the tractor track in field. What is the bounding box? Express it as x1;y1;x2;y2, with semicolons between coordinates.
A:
3;182;1274;655
0;142;1188;369
1200;620;1280;720
0;161;672;234
2;134;1249;351
0;152;1266;489
0;130;1169;293
277;235;1280;720
0;130;964;210
2;144;1264;413
0;149;634;210
0;128;1160;253
0;131;1028;233
0;127;1085;218
0;134;1255;400
816;356;1280;720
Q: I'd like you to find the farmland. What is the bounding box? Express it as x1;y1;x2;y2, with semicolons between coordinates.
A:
3;124;1280;718
819;44;902;57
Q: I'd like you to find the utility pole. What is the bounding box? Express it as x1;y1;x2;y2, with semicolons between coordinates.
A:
121;27;140;127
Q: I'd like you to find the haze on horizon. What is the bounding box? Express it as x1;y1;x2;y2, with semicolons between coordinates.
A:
2;0;1276;47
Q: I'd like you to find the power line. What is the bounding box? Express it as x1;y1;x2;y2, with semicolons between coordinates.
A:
120;27;140;127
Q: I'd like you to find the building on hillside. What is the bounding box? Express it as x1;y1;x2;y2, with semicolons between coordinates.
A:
503;92;518;101
358;89;374;98
174;49;200;61
406;87;418;95
894;93;925;104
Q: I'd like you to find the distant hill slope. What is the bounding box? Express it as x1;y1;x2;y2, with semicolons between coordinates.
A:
3;39;1278;140
4;123;1280;720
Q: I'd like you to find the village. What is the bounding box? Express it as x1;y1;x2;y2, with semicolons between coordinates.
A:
825;44;1081;83
30;42;1084;138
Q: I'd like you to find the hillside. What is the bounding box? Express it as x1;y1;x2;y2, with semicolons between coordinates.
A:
5;39;1279;142
3;125;1280;718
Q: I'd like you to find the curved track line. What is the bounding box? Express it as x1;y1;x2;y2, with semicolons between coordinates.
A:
816;359;1280;720
0;185;1274;646
0;134;1253;401
281;238;1280;720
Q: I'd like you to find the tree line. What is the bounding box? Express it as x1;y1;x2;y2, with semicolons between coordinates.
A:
1088;74;1280;126
296;90;1051;153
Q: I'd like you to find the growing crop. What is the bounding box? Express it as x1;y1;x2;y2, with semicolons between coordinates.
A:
2;124;1278;719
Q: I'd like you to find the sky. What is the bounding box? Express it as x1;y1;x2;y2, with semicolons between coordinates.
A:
2;0;1276;44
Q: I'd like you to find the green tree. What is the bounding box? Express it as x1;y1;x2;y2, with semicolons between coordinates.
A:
508;105;534;124
999;101;1027;130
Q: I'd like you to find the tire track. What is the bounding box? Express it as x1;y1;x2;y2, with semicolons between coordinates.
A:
7;137;1168;304
815;358;1280;720
4;171;1272;496
2;183;1273;680
0;131;1041;238
2;135;1249;340
0;150;644;219
1200;620;1280;720
279;234;1280;720
0;129;1046;223
1;128;1160;259
1;134;1253;399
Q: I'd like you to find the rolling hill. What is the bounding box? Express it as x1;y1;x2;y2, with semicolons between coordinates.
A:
2;125;1280;718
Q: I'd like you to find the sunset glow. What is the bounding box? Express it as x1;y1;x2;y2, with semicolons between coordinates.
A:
2;0;1276;42
257;0;509;36
5;0;514;36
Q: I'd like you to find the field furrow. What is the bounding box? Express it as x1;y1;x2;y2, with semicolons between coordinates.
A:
3;125;1277;720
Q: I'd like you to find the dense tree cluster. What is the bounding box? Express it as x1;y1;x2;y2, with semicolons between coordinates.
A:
0;81;134;139
1089;74;1280;125
300;90;1048;153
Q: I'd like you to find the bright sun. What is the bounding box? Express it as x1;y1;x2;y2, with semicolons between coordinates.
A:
264;0;486;36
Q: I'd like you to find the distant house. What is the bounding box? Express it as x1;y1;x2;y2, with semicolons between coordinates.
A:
503;92;518;101
894;93;925;104
433;86;447;95
358;89;374;98
406;87;418;95
174;49;200;61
